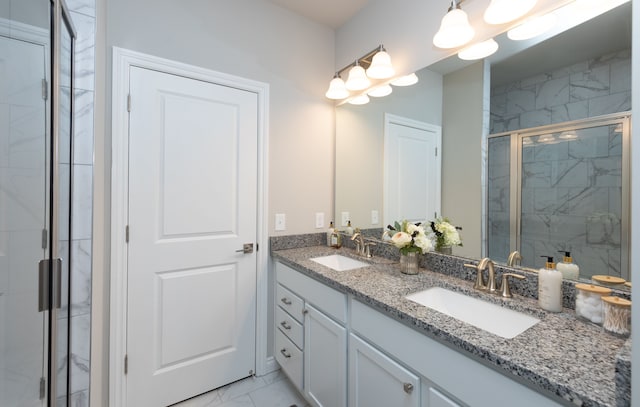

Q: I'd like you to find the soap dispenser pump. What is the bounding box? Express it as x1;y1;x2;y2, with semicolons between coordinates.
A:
538;256;562;313
556;251;579;280
345;220;354;236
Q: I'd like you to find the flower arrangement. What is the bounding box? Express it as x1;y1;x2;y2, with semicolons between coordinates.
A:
386;220;434;255
430;217;463;250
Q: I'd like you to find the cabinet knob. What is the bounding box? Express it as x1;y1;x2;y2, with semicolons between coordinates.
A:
280;321;291;330
281;297;292;305
403;383;414;394
280;348;291;359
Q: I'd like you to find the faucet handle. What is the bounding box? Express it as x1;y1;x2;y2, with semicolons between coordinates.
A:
464;263;486;291
500;273;526;298
364;242;376;258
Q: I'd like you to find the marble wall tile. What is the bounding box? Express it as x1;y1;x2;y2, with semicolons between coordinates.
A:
610;59;632;94
522;162;551;188
65;0;95;17
506;86;536;115
0;168;46;231
547;215;587;246
590;157;622;187
535;76;569;109
559;187;610;216
588;91;631;117
71;164;93;240
609;131;622;156
489;92;506;116
73;89;94;165
533;187;569;214
551;100;588;123
70;313;91;394
59;87;72;165
570;65;610;101
551;159;589;188
519;108;551;129
533;139;569;162
70;12;95;92
71;239;92;317
68;390;89;407
521;72;552;88
568;127;610;159
9;105;46;170
551;60;589;79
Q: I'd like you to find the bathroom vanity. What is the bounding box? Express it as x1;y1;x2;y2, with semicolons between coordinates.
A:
272;243;629;407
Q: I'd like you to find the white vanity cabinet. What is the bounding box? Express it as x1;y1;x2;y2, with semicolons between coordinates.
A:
349;333;420;407
275;262;348;407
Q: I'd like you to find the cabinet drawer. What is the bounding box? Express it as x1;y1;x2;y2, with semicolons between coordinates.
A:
277;262;347;323
275;328;303;391
276;305;303;349
277;283;304;323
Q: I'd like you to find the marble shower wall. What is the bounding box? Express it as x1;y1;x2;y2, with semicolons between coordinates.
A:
490;49;631;133
64;0;95;406
488;49;630;279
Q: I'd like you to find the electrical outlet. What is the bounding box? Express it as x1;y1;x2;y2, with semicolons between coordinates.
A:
275;213;286;231
315;213;324;229
371;210;379;225
341;212;350;227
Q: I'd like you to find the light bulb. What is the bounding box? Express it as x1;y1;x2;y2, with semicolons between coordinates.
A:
458;39;499;60
345;64;371;91
484;0;537;25
433;7;475;49
366;50;395;79
325;76;349;100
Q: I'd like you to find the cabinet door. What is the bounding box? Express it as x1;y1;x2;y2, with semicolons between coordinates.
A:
349;334;420;407
304;304;347;407
422;385;464;407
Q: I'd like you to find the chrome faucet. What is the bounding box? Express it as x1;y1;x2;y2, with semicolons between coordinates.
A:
507;251;523;267
464;258;498;294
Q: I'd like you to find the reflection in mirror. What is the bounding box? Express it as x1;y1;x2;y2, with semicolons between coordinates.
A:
334;1;632;286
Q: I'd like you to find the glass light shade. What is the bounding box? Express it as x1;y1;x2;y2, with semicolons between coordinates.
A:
325;76;350;99
507;13;557;41
559;131;578;140
538;134;555;143
484;0;537;25
348;94;370;105
368;85;393;97
433;8;475;49
458;39;499;60
345;64;371;91
391;73;419;87
366;51;395;79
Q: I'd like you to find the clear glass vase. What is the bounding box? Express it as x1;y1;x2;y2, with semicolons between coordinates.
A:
400;251;420;275
436;245;452;255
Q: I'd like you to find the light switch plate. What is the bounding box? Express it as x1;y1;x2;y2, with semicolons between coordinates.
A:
371;210;379;225
341;212;350;227
275;213;286;231
315;213;324;229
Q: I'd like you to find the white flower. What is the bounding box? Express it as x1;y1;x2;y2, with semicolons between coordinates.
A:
406;223;424;235
414;234;434;254
391;232;412;248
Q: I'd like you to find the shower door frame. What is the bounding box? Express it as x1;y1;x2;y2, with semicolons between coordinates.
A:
487;112;631;280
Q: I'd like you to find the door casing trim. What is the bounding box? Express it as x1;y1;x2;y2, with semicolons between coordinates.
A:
109;47;272;407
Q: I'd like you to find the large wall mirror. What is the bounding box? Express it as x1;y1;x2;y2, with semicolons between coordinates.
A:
334;0;632;286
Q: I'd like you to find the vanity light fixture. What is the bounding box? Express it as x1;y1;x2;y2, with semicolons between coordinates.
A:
559;131;578;140
366;46;395;79
368;84;393;97
325;74;350;100
458;38;499;60
507;13;557;40
391;73;419;86
537;133;556;143
484;0;537;25
433;0;475;49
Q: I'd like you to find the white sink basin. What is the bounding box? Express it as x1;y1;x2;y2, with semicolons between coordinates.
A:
310;254;369;271
405;287;540;339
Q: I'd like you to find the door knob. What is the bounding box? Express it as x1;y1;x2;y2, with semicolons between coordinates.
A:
236;243;254;254
403;383;414;394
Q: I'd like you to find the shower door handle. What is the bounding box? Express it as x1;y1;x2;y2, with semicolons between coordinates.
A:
38;258;62;311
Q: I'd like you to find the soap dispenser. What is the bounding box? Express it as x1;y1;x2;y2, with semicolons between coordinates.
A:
556;251;579;280
538;256;563;313
345;220;354;236
327;221;335;246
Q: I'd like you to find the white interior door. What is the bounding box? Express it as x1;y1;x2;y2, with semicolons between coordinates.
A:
126;66;258;406
384;114;441;226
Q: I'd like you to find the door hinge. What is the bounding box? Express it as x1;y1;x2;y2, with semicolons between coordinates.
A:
256;243;259;252
39;377;45;399
434;212;437;218
42;79;48;100
127;94;132;112
435;147;438;157
41;228;48;250
125;225;129;243
124;355;128;374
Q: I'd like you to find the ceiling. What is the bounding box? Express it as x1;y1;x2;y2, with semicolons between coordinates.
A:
268;0;371;29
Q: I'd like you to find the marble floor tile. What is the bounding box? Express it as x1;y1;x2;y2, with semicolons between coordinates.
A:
173;372;309;407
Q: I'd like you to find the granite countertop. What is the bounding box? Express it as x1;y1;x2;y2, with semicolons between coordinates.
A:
272;245;629;407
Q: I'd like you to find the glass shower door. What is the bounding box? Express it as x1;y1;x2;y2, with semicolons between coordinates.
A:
0;13;50;407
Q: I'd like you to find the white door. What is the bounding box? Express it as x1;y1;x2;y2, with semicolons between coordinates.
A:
349;334;420;407
304;304;347;407
126;66;258;406
384;115;441;226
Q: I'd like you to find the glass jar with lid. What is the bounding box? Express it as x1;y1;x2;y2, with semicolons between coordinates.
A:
575;283;611;325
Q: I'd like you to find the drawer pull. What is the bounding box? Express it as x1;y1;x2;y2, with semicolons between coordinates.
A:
302;309;308;315
280;321;291;330
280;348;291;358
281;297;292;305
403;383;414;394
